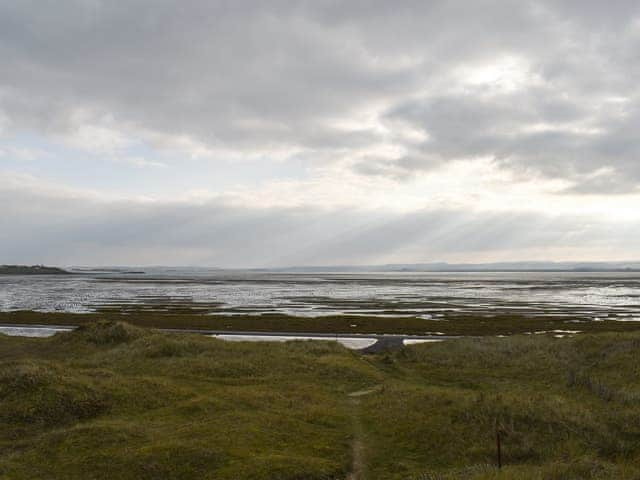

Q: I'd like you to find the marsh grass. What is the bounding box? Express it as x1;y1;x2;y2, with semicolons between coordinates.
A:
1;322;640;479
4;310;640;336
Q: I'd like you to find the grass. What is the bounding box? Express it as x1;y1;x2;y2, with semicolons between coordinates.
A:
1;320;640;479
3;309;640;336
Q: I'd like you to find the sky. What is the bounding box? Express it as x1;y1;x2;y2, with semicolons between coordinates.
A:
1;0;640;267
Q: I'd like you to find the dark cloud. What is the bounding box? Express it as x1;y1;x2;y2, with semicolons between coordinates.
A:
1;0;639;192
382;88;640;190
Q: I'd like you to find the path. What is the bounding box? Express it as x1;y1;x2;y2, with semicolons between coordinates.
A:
346;385;384;480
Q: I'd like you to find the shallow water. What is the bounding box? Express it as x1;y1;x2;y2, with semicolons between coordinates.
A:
0;324;381;348
0;325;75;337
1;269;640;321
211;334;377;349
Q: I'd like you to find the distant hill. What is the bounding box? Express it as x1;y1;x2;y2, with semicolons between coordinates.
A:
260;261;640;273
0;265;70;275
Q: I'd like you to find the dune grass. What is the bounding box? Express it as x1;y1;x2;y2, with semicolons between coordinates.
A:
359;334;640;479
1;321;640;479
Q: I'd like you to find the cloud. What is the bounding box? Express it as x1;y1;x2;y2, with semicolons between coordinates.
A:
380;89;640;189
1;1;639;194
114;156;167;169
2;175;639;267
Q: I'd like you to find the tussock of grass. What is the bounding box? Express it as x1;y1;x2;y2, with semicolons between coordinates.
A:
1;321;640;479
0;361;56;395
68;320;145;345
0;361;109;429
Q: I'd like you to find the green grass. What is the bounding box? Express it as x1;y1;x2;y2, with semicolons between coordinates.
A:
1;321;640;479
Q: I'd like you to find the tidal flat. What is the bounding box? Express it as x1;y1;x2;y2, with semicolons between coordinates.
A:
1;321;640;479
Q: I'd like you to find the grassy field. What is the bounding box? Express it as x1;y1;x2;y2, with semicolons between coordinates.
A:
3;310;640;336
1;321;640;479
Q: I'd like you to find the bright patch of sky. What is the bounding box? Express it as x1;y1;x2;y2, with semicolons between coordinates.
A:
0;133;310;198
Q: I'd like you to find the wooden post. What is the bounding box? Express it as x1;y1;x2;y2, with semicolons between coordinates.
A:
496;428;502;469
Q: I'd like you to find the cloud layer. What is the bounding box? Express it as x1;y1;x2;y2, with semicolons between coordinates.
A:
2;176;639;267
1;1;640;265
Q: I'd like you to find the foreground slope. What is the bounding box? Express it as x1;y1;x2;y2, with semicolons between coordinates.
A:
1;321;639;479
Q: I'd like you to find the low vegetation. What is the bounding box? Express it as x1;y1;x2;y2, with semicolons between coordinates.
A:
1;321;639;479
3;309;640;336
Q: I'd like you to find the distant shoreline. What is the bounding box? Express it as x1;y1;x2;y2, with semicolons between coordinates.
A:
0;265;71;275
3;264;640;277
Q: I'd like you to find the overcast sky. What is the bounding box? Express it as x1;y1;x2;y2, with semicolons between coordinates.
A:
2;0;640;267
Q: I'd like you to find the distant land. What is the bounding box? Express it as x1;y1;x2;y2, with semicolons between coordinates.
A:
0;265;70;275
258;261;640;273
4;262;640;276
70;267;145;274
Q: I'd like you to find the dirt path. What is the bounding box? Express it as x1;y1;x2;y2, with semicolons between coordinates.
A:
348;385;384;398
347;405;365;480
346;385;383;480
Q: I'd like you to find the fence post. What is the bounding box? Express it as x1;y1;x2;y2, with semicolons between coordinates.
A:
496;428;502;469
